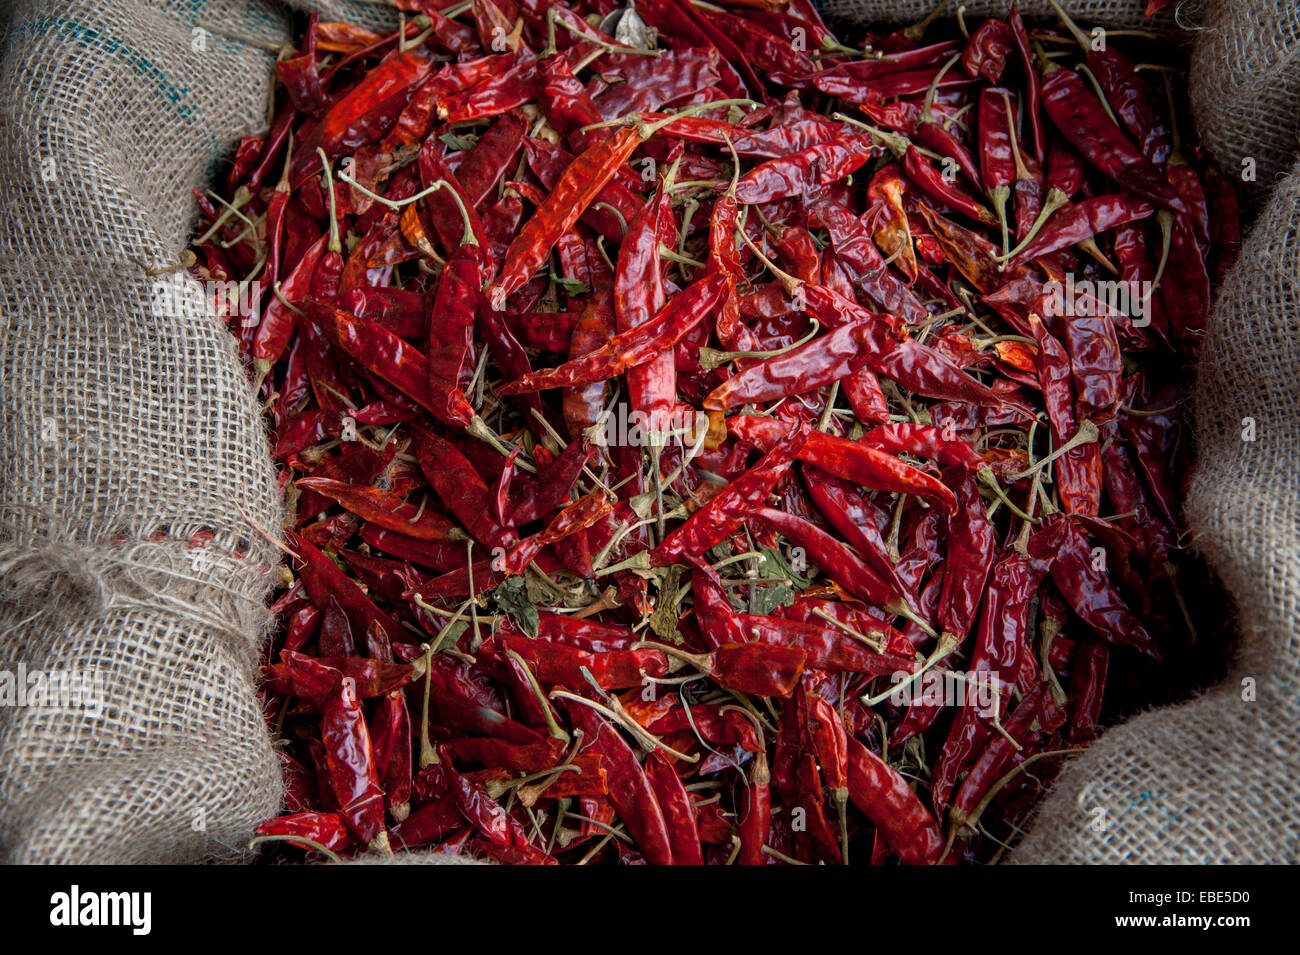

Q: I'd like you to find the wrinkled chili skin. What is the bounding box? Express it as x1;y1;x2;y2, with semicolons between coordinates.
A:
963;19;1014;83
1008;5;1044;164
734;137;877;204
935;470;997;645
653;424;810;565
1028;514;1160;659
427;244;482;428
731;414;956;512
949;684;1064;825
1075;30;1171;166
1029;314;1102;517
320;675;387;844
1039;64;1185;214
616;186;676;426
644;750;705;865
931;551;1045;812
499;271;728;394
1007;194;1155;268
846;737;945;865
492;127;643;301
566;702;675;865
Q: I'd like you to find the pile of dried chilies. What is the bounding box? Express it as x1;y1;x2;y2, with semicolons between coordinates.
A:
194;0;1239;864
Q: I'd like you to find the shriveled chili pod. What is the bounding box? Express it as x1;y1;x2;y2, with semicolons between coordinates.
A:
845;736;945;865
643;750;705;866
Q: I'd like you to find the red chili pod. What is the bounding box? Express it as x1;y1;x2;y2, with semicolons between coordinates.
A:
319;675;386;845
845;736;944;866
564;701;675;866
708;643;806;699
643;751;705;866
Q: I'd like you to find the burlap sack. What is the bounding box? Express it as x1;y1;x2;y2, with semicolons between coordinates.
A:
0;0;372;865
0;0;289;864
0;0;1293;864
1188;0;1300;209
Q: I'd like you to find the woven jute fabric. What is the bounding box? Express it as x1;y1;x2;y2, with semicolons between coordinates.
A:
0;0;296;864
1188;0;1300;210
0;0;1294;864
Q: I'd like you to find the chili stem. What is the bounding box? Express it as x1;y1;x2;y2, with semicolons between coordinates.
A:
863;631;958;706
1008;419;1099;481
337;165;478;247
697;320;821;369
996;187;1070;265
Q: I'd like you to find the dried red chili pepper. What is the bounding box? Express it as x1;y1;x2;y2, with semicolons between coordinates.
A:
370;691;414;817
616;184;676;428
703;319;871;411
500;270;728;394
1008;4;1044;164
1068;638;1110;744
1052;1;1171;165
1027;313;1103;517
225;2;1227;866
963;18;1014;83
651;423;809;565
1006;194;1155;268
493;118;653;301
426;245;483;428
734;136;877;204
813;198;929;321
737;749;771;865
643;750;705;865
935;470;998;645
500;491;612;574
1028;513;1160;659
295;477;460;541
256;811;357;853
486;629;667;690
413;439;514;553
845;736;944;865
930;550;1046;811
729;415;956;512
268;650;419;699
753;505;893;606
1038;55;1184;214
564;701;675;865
320;673;388;847
948;682;1066;830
